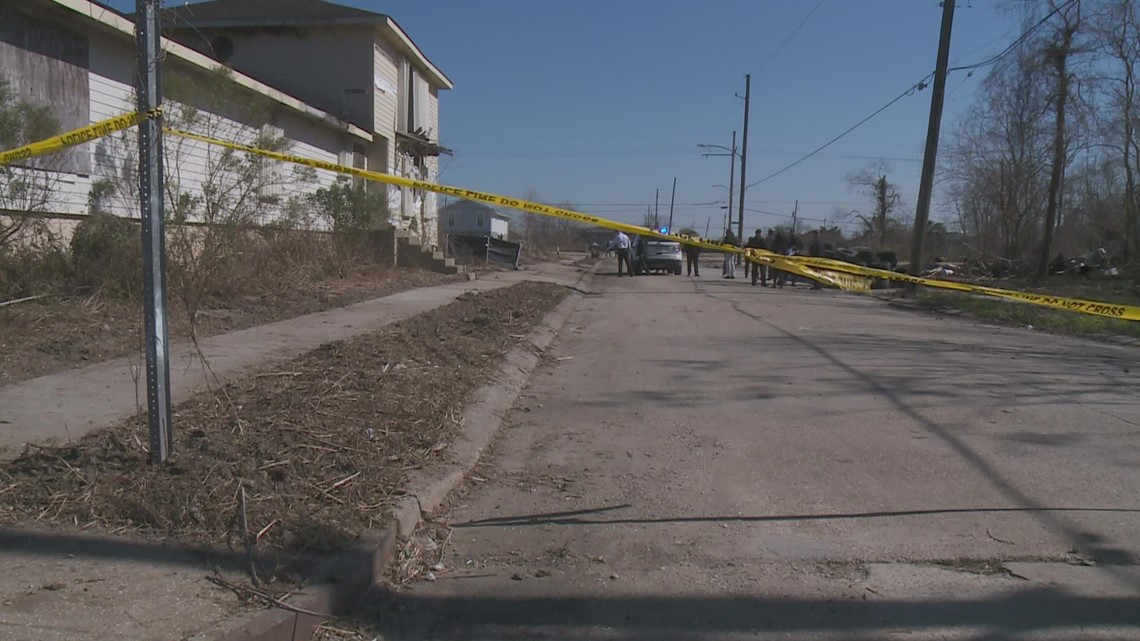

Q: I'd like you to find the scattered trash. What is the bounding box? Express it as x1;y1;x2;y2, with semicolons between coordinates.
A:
431;563;445;572
557;356;574;361
511;573;524;581
609;573;620;580
425;572;436;582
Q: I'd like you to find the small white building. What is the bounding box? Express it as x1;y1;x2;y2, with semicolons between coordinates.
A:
439;200;510;240
1;0;375;228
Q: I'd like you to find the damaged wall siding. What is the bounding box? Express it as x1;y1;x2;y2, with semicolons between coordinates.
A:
1;6;355;227
0;4;91;175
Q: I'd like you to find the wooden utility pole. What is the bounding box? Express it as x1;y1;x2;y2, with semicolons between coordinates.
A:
667;177;677;232
727;131;736;242
737;74;751;254
907;0;955;292
654;188;660;229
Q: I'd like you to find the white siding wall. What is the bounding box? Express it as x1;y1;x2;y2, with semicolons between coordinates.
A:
491;217;509;240
373;37;399;173
17;24;365;230
179;28;374;132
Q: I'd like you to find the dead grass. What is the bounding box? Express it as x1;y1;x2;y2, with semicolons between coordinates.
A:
0;282;567;572
913;291;1140;340
0;264;460;386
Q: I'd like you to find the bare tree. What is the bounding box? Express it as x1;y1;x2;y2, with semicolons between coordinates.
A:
1093;0;1140;261
944;40;1053;263
1037;0;1085;278
845;163;903;247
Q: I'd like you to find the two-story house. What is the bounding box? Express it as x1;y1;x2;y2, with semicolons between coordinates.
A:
1;0;372;226
165;0;452;247
439;200;510;240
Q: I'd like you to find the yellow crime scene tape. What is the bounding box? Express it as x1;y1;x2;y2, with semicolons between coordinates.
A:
165;126;1140;323
2;110;1136;323
0;111;152;166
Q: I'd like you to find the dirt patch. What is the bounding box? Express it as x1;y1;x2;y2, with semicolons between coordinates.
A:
0;265;460;386
0;282;567;570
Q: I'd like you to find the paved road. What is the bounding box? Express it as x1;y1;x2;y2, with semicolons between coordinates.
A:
364;268;1140;640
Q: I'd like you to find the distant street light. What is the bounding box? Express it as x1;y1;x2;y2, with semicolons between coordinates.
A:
699;133;738;244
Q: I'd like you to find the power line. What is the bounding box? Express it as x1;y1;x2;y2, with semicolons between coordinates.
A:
947;0;1079;74
755;0;827;75
744;76;932;190
742;0;1080;191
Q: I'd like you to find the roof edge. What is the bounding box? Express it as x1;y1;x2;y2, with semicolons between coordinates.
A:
51;0;372;141
383;17;452;90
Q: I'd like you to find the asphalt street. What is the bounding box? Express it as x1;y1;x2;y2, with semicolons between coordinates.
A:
364;262;1140;640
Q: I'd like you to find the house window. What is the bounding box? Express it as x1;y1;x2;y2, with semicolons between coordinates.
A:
399;59;429;133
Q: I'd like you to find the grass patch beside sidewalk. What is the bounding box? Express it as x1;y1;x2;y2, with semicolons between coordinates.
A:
0;282;568;576
912;290;1140;341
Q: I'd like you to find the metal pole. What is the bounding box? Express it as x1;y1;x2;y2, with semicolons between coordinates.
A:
727;131;736;242
667;177;676;232
908;0;955;292
136;0;173;464
737;73;751;253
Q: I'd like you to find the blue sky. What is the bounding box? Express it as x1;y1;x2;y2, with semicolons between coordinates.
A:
112;0;1018;236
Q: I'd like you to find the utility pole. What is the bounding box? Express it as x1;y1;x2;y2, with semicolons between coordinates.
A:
791;200;799;233
654;188;660;229
667;177;677;232
908;0;955;293
727;131;736;243
737;73;751;254
136;0;173;464
705;215;711;238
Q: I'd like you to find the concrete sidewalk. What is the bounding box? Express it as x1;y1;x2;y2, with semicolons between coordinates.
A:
0;260;589;460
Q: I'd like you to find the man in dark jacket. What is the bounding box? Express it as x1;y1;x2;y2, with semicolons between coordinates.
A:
770;231;788;288
745;229;768;286
683;238;701;277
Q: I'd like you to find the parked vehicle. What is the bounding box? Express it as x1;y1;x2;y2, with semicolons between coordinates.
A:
634;237;683;275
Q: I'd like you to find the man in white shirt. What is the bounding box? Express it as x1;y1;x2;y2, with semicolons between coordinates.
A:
606;230;634;277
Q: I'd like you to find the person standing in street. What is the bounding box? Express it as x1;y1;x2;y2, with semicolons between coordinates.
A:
684;239;701;277
770;230;787;288
722;228;737;279
606;230;634;277
745;228;768;286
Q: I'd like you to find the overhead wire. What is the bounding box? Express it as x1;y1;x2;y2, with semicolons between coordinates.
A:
754;0;827;76
742;0;1081;191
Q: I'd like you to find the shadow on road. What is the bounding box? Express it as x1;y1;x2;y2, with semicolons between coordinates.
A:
453;504;1140;545
706;290;1140;591
356;588;1140;641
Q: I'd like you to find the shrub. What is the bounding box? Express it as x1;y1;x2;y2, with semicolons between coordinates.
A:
70;213;141;298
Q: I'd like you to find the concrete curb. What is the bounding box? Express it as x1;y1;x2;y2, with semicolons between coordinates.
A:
213;268;592;641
